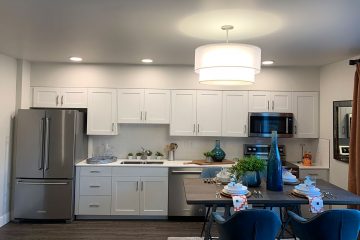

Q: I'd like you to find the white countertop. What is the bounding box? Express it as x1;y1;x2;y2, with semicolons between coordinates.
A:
293;162;330;170
76;159;233;168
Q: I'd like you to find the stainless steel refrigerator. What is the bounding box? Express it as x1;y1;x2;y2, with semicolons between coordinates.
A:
12;109;87;222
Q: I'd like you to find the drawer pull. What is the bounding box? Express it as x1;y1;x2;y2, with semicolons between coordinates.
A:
89;204;100;208
89;185;101;188
90;171;100;173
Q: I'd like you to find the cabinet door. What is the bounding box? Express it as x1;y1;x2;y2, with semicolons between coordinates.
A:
117;89;144;123
170;90;197;136
87;88;118;135
60;88;88;108
197;91;222;136
270;92;292;112
248;91;271;112
111;177;140;215
222;91;249;137
33;87;61;108
292;92;319;138
144;89;170;124
140;177;168;216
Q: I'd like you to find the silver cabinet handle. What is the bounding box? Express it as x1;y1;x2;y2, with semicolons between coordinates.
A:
44;118;50;170
145;111;147;121
89;204;99;208
90;170;100;173
56;95;59;106
294;125;297;134
112;123;116;132
136;181;139;191
61;95;64;105
141;181;144;191
197;124;200;133
89;185;101;188
193;124;195;133
140;111;143;120
17;181;68;185
244;125;247;135
272;101;274;110
267;101;270;110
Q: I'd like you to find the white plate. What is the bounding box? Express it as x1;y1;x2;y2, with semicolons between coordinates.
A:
295;185;320;193
293;189;322;197
223;188;249;196
283;178;297;183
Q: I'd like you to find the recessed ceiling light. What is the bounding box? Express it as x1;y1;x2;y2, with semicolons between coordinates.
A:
262;60;274;65
141;59;153;63
69;56;83;62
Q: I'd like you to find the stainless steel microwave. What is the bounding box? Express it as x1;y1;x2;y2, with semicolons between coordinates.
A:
248;112;294;137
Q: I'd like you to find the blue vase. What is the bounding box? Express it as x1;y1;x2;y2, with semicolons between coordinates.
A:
242;171;261;187
211;140;226;162
266;131;283;191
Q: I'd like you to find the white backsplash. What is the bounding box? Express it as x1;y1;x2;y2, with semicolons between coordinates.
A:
91;124;320;163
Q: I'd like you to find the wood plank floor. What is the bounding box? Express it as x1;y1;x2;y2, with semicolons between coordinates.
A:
0;220;208;240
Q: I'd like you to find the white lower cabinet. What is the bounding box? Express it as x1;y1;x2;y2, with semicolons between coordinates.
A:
76;167;168;217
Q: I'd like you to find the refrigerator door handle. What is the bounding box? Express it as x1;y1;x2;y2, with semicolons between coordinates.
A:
17;180;68;185
39;119;44;170
44;118;50;170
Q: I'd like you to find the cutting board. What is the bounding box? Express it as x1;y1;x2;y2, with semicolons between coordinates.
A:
184;160;235;165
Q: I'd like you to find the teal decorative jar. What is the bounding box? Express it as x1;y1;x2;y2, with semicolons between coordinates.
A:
211;140;226;162
266;131;283;191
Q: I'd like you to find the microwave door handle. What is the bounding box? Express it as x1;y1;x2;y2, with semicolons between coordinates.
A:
286;118;289;134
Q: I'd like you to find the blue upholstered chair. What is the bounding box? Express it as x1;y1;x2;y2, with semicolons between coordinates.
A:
212;209;282;240
288;209;360;240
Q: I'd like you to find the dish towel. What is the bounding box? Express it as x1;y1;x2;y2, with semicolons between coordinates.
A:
232;195;248;211
307;196;324;213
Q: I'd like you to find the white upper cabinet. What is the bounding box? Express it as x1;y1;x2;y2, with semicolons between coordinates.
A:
222;91;249;137
117;89;170;124
248;91;271;112
32;87;87;108
170;90;197;136
196;91;222;136
249;91;292;113
292;92;319;138
117;89;144;123
270;92;292;112
144;89;170;124
87;88;118;135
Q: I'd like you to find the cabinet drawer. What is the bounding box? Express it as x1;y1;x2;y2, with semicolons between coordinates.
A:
79;196;111;215
112;167;168;177
299;169;329;181
80;167;112;177
80;177;111;196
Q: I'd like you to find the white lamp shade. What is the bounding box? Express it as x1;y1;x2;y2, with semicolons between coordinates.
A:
194;43;261;85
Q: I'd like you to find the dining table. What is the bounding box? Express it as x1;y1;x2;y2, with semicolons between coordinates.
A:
184;178;360;240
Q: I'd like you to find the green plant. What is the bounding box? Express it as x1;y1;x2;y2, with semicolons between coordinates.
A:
155;151;164;157
127;153;133;157
203;151;214;157
228;156;266;180
145;150;153;156
136;152;142;157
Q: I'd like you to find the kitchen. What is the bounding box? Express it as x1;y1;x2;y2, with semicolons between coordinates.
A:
0;1;360;239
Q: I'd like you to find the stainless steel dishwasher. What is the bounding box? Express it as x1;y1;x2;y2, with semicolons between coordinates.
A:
168;167;206;217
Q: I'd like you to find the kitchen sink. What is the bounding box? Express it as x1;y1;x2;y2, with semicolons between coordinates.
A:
120;160;164;165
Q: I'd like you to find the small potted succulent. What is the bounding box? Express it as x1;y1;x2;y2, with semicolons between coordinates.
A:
203;152;214;163
155;151;164;160
145;150;153;160
136;152;142;160
228;156;266;187
127;153;133;160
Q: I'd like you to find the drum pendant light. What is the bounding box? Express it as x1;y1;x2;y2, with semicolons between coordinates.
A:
194;25;261;85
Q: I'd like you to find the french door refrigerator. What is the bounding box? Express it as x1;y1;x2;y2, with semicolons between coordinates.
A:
13;109;87;221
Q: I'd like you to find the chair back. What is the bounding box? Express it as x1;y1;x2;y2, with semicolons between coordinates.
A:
289;209;360;240
215;209;281;240
201;167;222;179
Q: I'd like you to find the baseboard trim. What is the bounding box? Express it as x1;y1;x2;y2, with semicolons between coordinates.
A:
0;212;10;227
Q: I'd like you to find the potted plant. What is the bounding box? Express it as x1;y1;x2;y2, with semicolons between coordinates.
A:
228;156;266;187
127;153;133;160
136;152;142;160
203;152;214;163
145;150;153;160
155;151;164;160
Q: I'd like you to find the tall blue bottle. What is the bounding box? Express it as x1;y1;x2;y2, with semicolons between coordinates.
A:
266;131;283;191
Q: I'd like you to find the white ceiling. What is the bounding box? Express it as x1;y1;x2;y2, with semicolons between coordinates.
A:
0;0;359;66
